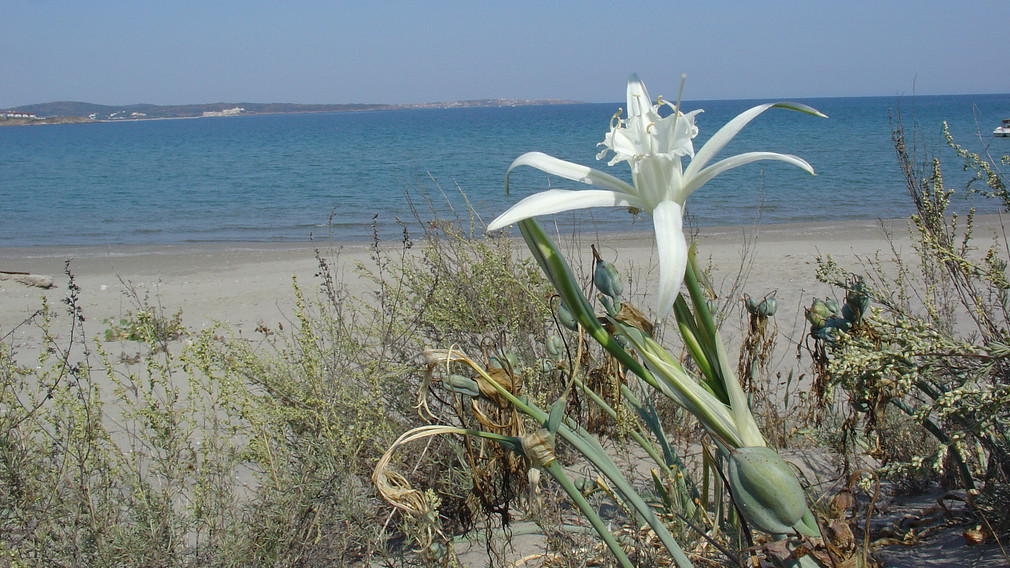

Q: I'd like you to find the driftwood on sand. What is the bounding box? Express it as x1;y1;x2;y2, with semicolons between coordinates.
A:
0;270;54;289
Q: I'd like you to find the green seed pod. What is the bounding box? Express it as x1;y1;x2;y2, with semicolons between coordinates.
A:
447;374;480;398
727;446;808;535
594;259;623;301
805;307;827;329
845;277;870;318
745;296;760;315
758;296;777;317
556;300;578;331
810;298;832;319
489;352;519;371
546;334;564;360
823;297;840;315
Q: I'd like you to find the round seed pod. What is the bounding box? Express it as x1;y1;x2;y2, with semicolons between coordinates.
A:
727;446;808;535
546;334;565;360
556;301;578;331
758;296;778;317
810;298;833;319
805;307;827;329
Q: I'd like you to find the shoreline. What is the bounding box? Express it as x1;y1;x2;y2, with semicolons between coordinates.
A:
0;215;938;260
2;214;1005;351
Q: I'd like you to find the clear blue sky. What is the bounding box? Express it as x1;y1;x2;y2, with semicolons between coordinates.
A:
3;0;1007;107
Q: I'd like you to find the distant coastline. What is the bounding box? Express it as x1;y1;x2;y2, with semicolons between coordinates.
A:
0;115;97;126
0;98;583;126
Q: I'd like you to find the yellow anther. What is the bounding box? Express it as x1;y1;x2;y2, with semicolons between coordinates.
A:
610;108;623;129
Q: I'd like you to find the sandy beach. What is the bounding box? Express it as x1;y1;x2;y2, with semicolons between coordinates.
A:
1;216;920;353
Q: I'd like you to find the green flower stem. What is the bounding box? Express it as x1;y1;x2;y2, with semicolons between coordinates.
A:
681;256;765;448
712;329;765;448
682;256;720;353
541;461;635;568
678;265;727;402
469;361;695;568
569;372;668;471
519;219;741;447
571;370;697;513
671;298;720;397
617;327;743;448
518;220;659;387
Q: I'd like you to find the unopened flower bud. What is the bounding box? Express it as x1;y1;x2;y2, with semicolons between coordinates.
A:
805;307;827;329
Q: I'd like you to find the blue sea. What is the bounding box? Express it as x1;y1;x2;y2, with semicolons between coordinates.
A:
2;94;1009;247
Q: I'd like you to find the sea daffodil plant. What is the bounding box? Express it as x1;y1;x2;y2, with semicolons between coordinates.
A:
378;76;832;567
487;74;826;317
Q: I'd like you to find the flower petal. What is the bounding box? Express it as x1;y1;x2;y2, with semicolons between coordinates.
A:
488;189;643;230
651;200;688;318
506;151;636;195
625;74;653;118
682;151;815;197
685;102;825;179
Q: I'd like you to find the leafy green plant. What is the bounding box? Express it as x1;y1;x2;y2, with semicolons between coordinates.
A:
811;115;1010;542
2;257;418;567
103;308;185;343
0;266;245;567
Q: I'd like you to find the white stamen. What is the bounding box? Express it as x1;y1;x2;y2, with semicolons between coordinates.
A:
671;74;687;134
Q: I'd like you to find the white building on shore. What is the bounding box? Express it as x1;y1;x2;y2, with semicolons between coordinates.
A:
1;110;38;119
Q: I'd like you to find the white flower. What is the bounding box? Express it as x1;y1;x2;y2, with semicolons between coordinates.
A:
488;74;825;317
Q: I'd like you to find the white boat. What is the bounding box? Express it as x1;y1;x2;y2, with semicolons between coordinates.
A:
995;119;1010;137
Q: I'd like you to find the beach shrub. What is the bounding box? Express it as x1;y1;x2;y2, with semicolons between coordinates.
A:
0;262;415;567
185;274;403;566
812;116;1010;536
0;270;246;568
102;308;185;344
356;202;555;361
0;206;561;567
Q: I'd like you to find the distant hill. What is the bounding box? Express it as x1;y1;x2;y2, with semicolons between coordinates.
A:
9;99;582;120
